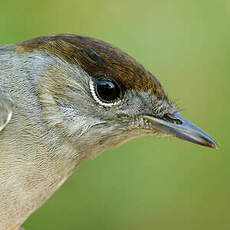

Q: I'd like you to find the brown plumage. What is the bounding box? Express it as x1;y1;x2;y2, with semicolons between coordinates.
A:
15;34;166;98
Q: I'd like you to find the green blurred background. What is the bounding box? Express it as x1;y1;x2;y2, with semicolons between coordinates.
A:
1;0;229;229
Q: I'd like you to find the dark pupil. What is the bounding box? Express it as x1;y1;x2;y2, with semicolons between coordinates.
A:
96;79;120;102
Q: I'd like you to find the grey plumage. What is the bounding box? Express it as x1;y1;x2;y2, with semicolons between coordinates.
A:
0;46;166;229
0;35;216;230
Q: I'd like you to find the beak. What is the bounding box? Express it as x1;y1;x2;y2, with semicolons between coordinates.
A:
143;112;217;149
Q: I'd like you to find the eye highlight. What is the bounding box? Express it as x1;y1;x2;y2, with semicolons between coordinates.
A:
89;78;122;107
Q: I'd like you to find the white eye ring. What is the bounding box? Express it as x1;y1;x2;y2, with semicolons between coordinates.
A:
89;79;121;107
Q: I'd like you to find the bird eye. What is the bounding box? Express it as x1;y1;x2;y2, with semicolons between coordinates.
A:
96;79;120;101
89;78;122;107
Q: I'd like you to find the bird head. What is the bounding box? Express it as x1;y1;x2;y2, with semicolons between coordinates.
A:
16;34;217;159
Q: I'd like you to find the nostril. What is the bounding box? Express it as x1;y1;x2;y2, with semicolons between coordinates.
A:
164;114;183;125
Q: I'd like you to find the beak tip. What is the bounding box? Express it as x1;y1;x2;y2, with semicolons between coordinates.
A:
201;137;218;149
210;142;218;150
203;135;218;150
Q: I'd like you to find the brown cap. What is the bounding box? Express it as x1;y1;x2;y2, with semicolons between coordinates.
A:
16;34;167;99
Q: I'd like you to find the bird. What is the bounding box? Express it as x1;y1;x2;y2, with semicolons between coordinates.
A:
0;34;217;230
